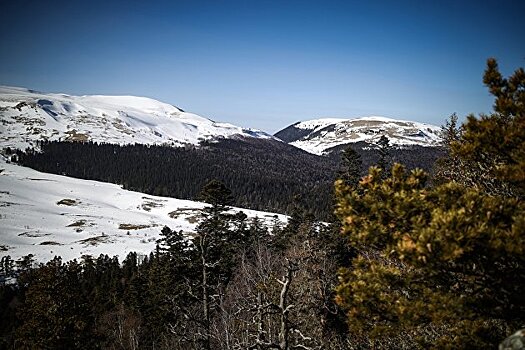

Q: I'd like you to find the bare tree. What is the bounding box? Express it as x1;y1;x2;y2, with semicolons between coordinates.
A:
99;304;141;350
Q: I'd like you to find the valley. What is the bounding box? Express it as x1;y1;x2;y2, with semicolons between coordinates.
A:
1;85;444;224
0;61;522;348
1;1;522;347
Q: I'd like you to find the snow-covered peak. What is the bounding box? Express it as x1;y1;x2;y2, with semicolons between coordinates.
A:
275;116;442;155
0;86;274;150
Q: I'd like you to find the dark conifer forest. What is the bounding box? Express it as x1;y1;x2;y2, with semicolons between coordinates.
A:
0;187;354;349
14;138;442;220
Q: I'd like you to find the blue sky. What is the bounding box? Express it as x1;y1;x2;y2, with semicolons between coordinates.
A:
1;0;524;133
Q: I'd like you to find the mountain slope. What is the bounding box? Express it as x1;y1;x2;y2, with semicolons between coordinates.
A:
15;138;339;219
275;116;442;155
0;86;273;150
0;158;286;262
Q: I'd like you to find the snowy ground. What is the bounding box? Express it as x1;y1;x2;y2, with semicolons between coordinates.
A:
0;159;286;262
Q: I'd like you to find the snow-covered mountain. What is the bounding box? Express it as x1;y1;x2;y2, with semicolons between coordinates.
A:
0;86;273;150
0;158;286;262
275;116;442;155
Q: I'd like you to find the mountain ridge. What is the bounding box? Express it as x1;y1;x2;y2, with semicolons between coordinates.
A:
0;85;274;150
275;116;442;155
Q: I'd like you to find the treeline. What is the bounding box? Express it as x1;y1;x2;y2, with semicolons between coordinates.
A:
13;137;442;220
0;181;356;349
326;141;444;173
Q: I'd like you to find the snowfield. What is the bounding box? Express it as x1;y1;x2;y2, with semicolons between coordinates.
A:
0;159;286;263
284;116;442;155
0;86;274;150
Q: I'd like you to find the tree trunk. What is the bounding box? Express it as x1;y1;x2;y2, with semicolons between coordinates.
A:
200;234;211;350
278;261;294;350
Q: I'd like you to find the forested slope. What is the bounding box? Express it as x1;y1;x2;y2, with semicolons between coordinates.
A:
14;138;443;219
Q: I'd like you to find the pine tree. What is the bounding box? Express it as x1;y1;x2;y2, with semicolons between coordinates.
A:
451;58;525;198
337;146;362;188
334;59;525;348
16;258;96;349
198;179;234;212
375;135;392;177
158;226;189;259
335;164;525;348
433;113;464;186
193;180;238;349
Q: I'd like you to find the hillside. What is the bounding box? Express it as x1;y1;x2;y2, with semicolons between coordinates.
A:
13;138;340;219
275;116;442;155
0;158;286;262
0;86;273;150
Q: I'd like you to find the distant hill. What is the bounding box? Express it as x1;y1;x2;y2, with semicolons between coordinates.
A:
0;85;273;150
275;116;442;155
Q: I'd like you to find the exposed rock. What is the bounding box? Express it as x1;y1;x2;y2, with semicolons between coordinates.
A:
500;329;525;350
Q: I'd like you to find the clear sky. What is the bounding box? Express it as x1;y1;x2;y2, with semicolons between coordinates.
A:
1;0;524;133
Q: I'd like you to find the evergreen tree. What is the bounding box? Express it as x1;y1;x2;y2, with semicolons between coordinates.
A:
155;227;193;325
16;258;96;349
335;165;525;348
192;180;239;349
0;258;18;349
198;179;234;211
441;112;461;148
158;226;189;259
451;58;525;198
337;146;363;188
375;135;392;177
433;113;464;186
334;59;525;348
